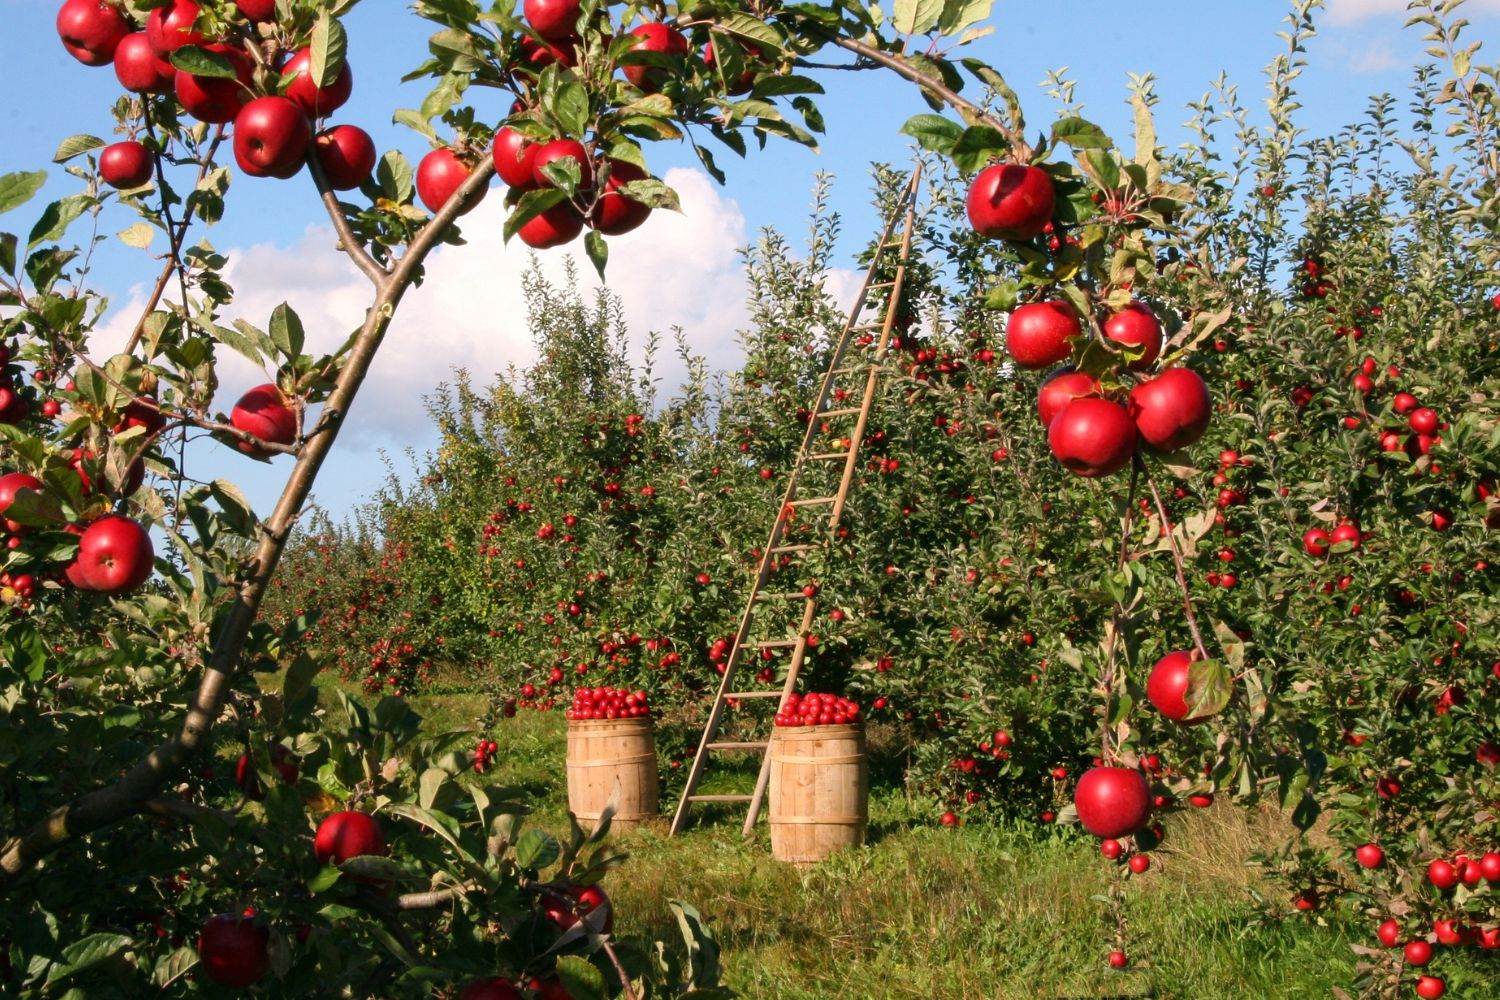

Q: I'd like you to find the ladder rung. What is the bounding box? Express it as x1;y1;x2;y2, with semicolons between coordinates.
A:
706;741;769;752
808;451;850;461
829;365;877;377
757;637;801;647
769;544;820;554
819;407;862;418
788;496;837;507
688;794;753;803
866;280;896;290
726;691;784;699
756;592;812;602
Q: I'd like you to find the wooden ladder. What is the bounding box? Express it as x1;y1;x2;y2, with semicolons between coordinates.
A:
669;166;923;838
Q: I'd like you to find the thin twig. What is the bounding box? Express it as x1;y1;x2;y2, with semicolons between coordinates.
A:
1143;465;1210;660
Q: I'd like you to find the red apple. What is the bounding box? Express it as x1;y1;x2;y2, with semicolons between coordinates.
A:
588;159;651;235
234;743;299;800
530;138;593;191
493;127;539;189
460;980;524;1000
1393;392;1418;414
314;124;376;190
528;979;577;1000
197;914;268;988
1377;918;1401;948
1107;951;1128;969
69;515;155;594
1330;523;1361;550
1427;858;1457;889
281;47;354;118
1355;843;1385;869
1103;301;1163;369
521;36;577;68
1415;976;1445;1000
230;383;296;457
57;0;131;66
516;202;584;249
1409;407;1439;435
0;472;44;534
1005;301;1079;369
236;0;277;22
524;0;582;40
99;141;154;190
313;810;387;866
113;32;176;93
1404;939;1433;966
1128;367;1211;451
1073;766;1150;838
416;148;488;215
233;96;312;179
1048;397;1136;477
1146;650;1214;723
146;0;205;55
1478;852;1500;882
965;163;1055;241
621;22;688;92
1302;528;1331;557
1037;368;1101;428
174;44;254;124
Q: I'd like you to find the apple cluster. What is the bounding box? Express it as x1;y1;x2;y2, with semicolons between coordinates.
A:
58;0;377;193
774;691;862;727
1365;851;1500;999
565;685;650;721
472;737;500;772
966;164;1212;477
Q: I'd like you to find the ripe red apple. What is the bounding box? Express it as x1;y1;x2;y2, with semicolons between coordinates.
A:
516;202;584;249
1426;858;1457;889
1048;397;1136;477
69;515;155;594
197;914;268;988
236;0;277;21
1146;650;1215;724
493;127;539;189
1302;528;1331;557
416;148;488;215
522;35;577;68
460;980;524;1000
57;0;131;66
1128;367;1211;451
0;472;44;534
1106;950;1128;969
314;124;377;190
146;0;205;55
965;163;1055;241
1355;843;1385;869
528;979;576;1000
530;138;593;191
1005;301;1079;369
233;97;312;179
588;159;651;235
541;883;613;934
1037;368;1101;428
314;810;387;865
281;47;354;118
1478;851;1500;882
1103;301;1163;369
174;44;254;124
1393;392;1418;414
1404;939;1433;966
234;743;299;800
1128;854;1150;874
1377;918;1401;948
1100;838;1123;860
99;141;154;190
524;0;583;40
621;22;689;91
230;383;296;457
1330;523;1361;550
1414;976;1445;1000
939;810;959;827
113;32;176;93
1409;407;1439;435
1073;766;1150;838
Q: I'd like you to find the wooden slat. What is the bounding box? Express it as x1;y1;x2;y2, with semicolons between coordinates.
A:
706;741;769;751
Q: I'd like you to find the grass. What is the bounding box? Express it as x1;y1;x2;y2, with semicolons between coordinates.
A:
344;683;1360;999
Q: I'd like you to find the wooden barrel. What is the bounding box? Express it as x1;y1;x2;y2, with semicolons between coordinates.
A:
566;718;659;832
768;724;868;864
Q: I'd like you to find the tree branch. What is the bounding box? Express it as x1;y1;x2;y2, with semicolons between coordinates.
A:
1142;465;1210;660
306;147;387;287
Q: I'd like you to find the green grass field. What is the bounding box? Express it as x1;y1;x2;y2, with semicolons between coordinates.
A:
356;684;1362;1000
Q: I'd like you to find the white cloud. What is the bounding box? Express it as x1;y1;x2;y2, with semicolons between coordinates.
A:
1327;0;1500;25
1346;38;1404;72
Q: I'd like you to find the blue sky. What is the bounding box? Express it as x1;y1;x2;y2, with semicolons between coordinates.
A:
2;0;1496;519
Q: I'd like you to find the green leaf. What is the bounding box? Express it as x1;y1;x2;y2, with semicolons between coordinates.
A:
169;45;238;79
1051;117;1112;150
950;125;1010;173
548;81;590;139
376;150;415;204
502;188;566;243
311;12;349;89
48;933;133;984
714;13;784;49
939;0;995;34
899;114;964;154
27;194;94;249
385;802;470;860
307;865;343;893
583;230;607;280
392;109;439;144
281;650;322;709
555;957;608;1000
0;171;47;215
893;0;946;35
0;232;16;276
55;135;104;164
1184;659;1230;721
514;828;561;870
418;767;449;811
269;302;306;359
118;223;155;249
